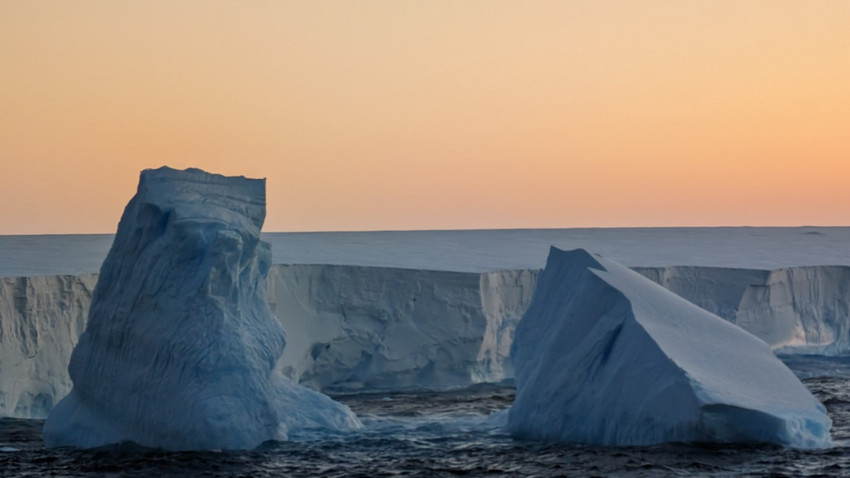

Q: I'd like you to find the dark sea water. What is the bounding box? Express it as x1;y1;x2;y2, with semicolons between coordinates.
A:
3;365;850;478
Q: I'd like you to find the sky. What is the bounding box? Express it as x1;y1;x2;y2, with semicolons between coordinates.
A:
1;1;849;234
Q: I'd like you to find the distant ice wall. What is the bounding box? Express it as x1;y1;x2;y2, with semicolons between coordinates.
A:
270;264;490;392
473;269;539;383
2;263;850;418
734;267;850;355
268;265;539;391
0;274;96;418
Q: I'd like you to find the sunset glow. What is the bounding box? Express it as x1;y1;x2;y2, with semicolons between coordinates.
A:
2;1;849;233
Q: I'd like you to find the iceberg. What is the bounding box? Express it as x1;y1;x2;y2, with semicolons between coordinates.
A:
42;167;359;450
508;247;831;448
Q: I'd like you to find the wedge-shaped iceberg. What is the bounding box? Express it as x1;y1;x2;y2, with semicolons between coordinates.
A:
508;247;831;448
43;167;359;450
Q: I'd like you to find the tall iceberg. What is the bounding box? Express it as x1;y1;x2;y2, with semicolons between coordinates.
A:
508;247;831;448
43;167;359;450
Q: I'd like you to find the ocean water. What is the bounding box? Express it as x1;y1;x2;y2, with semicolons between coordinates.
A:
2;360;849;477
2;227;850;277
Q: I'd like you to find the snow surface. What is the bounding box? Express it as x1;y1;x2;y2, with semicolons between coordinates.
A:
3;227;850;278
42;167;359;450
508;247;832;448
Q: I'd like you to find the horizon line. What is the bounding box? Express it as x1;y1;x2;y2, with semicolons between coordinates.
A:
1;224;848;237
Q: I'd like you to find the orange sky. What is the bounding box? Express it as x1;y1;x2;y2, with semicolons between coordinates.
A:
1;1;849;234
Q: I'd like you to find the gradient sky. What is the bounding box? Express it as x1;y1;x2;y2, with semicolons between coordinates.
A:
2;1;849;234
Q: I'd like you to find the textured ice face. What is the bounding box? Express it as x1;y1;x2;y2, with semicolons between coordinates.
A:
269;265;538;392
508;247;832;448
42;167;359;450
7;260;850;420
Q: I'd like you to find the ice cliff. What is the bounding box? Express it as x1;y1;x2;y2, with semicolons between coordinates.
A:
41;167;359;450
269;266;536;391
735;267;850;355
0;274;96;418
508;247;831;447
4;261;850;419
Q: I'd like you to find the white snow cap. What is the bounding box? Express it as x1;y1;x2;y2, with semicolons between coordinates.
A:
43;166;359;450
508;247;831;448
